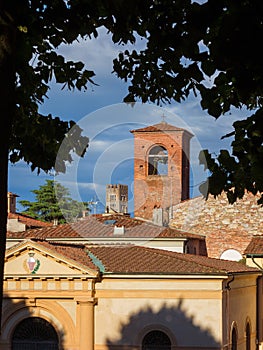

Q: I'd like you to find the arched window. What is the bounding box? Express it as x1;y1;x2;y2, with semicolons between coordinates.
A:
231;326;237;350
220;249;243;261
142;330;171;350
12;317;59;350
246;322;251;350
148;146;168;176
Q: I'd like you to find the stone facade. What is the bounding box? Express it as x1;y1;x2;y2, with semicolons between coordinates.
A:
171;192;263;258
105;184;128;214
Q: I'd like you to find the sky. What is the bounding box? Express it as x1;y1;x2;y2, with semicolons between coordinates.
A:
8;28;248;215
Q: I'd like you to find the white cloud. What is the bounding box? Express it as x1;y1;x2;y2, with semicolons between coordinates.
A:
58;30;116;73
58;28;146;79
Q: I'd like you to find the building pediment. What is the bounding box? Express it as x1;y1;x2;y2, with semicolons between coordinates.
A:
4;239;99;278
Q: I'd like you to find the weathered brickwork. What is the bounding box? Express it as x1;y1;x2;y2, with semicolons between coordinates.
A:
205;229;252;259
131;122;192;220
170;192;263;258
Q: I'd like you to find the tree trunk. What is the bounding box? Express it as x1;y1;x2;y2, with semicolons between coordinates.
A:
0;3;16;331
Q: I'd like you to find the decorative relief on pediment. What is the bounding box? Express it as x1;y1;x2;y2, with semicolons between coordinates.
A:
5;242;99;278
23;251;40;274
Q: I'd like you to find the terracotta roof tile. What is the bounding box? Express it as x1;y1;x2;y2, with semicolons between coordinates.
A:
95;214;143;228
7;214;204;240
130;122;192;135
31;239;99;271
7;223;80;239
156;227;204;239
87;245;258;275
244;236;263;255
8;212;52;228
17;240;258;275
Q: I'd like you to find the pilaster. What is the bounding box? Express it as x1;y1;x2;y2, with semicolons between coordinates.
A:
76;297;97;350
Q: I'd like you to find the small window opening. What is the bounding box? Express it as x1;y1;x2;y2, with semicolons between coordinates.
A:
142;330;171;350
246;322;251;350
231;326;237;350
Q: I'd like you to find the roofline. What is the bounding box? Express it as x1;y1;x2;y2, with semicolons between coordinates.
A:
246;254;263;257
4;271;259;280
130;128;194;137
6;237;190;242
101;271;260;279
102;273;228;279
4;274;98;279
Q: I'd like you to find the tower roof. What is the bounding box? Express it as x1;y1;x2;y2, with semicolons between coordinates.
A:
130;121;193;137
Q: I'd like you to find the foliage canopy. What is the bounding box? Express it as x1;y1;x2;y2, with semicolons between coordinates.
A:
3;0;263;203
19;180;89;224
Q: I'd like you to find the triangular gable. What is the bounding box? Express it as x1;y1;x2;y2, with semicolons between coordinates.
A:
4;240;98;277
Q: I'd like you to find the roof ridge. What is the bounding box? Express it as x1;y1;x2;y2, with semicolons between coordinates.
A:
43;240;86;249
86;249;105;273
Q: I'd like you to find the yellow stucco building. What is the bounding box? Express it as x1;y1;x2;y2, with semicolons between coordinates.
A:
1;238;260;350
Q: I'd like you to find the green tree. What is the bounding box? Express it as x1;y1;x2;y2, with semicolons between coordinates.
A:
19;180;89;224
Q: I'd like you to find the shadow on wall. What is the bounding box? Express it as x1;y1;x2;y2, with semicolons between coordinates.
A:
1;294;65;350
106;299;220;349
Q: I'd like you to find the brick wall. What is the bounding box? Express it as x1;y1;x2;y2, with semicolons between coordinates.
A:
131;124;192;221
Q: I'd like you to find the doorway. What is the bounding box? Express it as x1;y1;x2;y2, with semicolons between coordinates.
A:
12;317;59;350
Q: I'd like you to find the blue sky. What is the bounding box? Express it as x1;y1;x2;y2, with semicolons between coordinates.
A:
8;28;248;215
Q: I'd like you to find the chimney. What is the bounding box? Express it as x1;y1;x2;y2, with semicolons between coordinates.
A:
7;192;19;213
113;226;125;235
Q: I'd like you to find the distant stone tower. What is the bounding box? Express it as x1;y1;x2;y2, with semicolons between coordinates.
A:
105;184;128;214
130;120;193;223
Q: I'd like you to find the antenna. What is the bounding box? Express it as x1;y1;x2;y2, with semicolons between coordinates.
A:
88;198;98;215
161;113;167;123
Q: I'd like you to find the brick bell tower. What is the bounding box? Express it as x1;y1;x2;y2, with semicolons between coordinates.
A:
130;120;193;223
